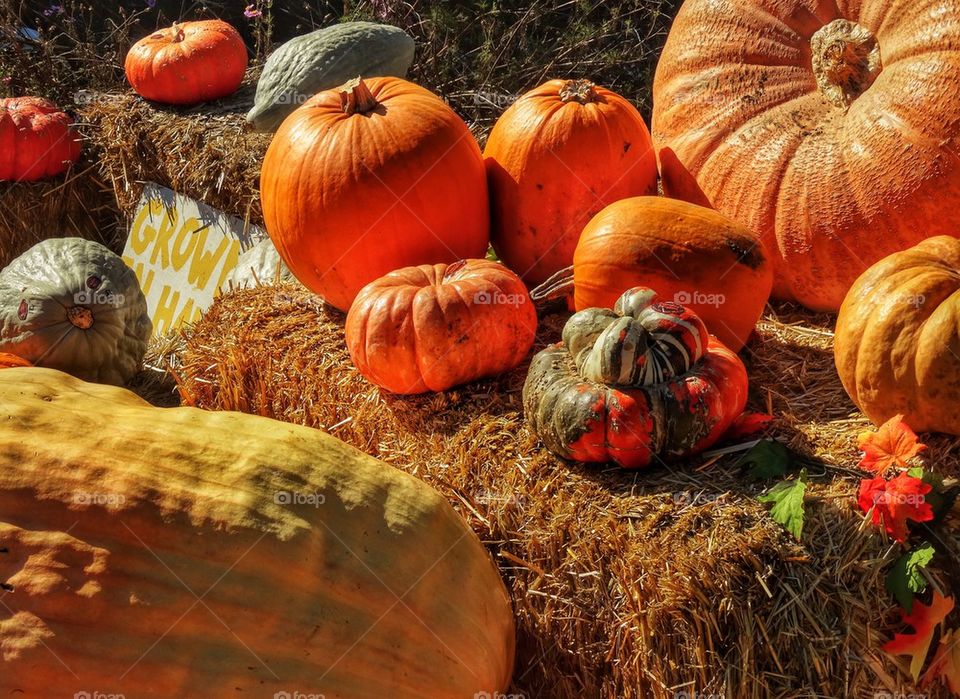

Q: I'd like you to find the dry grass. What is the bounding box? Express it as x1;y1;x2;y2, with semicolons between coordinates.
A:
0;159;122;266
159;283;958;699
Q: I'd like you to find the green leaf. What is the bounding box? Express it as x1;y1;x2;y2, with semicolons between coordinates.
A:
737;439;792;481
886;542;935;612
907;467;956;523
758;468;808;540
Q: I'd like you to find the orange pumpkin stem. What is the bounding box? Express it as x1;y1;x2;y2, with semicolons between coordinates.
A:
339;77;380;115
67;306;94;330
558;80;597;104
811;19;882;109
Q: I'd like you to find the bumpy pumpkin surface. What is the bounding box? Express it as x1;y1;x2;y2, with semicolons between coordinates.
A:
125;20;247;105
0;97;80;181
0;368;515;697
0;238;151;385
226;236;297;290
835;236;960;435
653;0;960;311
261;77;490;311
346;259;537;394
571;196;772;352
247;21;415;132
483;79;658;285
524;288;748;468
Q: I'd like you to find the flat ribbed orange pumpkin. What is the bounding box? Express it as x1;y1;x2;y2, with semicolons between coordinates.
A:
484;79;658;285
652;2;960;311
261;77;490;311
566;196;773;352
835;236;960;435
346;259;537;394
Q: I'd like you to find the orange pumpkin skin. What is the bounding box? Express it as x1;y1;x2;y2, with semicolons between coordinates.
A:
125;20;247;105
484;79;658;286
261;77;490;312
346;259;537;394
572;196;773;352
0;98;80;181
835;236;960;435
652;3;960;311
0;353;31;369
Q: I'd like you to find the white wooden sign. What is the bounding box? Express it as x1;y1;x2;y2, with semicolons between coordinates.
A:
121;183;265;336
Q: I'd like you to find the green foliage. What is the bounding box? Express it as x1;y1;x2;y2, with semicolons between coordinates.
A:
758;469;808;540
886;543;935;612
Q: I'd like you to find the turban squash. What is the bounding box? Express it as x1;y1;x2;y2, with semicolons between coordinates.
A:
125;20;247;105
524;287;748;468
535;195;773;352
261;76;490;311
0;368;515;697
346;259;537;394
652;0;960;311
0;97;80;181
483;79;658;286
0;238;151;385
835;236;960;435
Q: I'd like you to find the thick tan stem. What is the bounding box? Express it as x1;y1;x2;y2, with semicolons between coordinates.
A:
559;80;597;105
811;19;882;109
339;77;380;115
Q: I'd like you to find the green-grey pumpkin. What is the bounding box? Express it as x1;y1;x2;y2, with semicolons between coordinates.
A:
226;237;297;289
0;238;151;385
247;21;416;132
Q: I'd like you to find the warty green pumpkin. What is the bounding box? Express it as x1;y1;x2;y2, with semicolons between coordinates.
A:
0;367;516;698
247;21;416;132
0;238;150;385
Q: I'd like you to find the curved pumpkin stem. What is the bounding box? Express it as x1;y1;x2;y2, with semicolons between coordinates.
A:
559;80;597;104
658;147;713;209
811;19;882;109
340;77;380;115
530;265;575;306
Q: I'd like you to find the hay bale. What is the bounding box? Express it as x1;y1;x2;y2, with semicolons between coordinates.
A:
0;160;121;267
77;77;271;225
171;283;957;698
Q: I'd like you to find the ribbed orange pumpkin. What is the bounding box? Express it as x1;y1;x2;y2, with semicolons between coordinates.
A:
0;97;80;181
125;20;247;105
0;353;30;369
835;236;960;435
563;196;773;352
484;79;658;285
346;259;537;394
653;2;960;311
261;77;490;311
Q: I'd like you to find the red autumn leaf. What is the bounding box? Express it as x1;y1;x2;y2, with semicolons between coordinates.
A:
723;412;774;442
858;472;934;543
858;414;926;474
922;627;960;695
884;590;955;681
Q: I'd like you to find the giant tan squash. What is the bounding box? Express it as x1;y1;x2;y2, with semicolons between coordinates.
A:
0;368;515;698
652;0;960;311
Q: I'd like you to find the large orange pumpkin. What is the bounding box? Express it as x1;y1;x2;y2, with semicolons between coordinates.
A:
483;79;658;285
0;97;80;181
346;259;537;394
548;196;773;352
652;2;960;311
835;236;960;435
125;20;247;105
261;77;490;311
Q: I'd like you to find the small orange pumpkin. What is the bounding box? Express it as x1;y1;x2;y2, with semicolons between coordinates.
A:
0;97;80;181
261;77;490;311
125;20;247;105
346;259;537;394
0;353;31;369
484;79;658;286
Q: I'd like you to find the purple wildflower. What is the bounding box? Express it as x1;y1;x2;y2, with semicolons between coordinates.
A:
243;4;262;18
